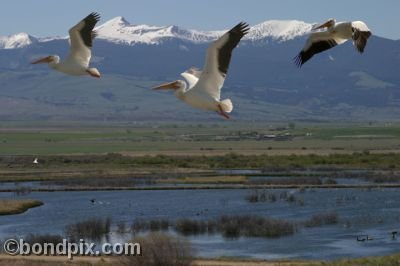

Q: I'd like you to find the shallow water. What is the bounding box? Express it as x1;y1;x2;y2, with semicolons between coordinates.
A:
0;188;399;260
0;175;377;191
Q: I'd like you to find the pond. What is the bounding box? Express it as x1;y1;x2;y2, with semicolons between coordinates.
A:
0;188;399;260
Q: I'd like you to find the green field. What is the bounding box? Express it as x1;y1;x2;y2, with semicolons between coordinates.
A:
0;122;399;155
0;122;399;184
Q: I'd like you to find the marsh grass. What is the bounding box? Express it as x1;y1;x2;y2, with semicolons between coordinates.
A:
0;261;90;266
159;175;247;184
304;212;339;227
131;218;170;233
117;222;127;234
119;233;194;266
0;199;43;215
1;253;400;266
246;190;304;206
324;178;338;185
175;216;296;238
65;217;111;241
4;153;400;176
14;186;32;196
217;215;297;238
24;233;64;245
129;153;400;170
365;173;400;183
336;195;356;205
304;253;400;266
44;176;156;188
130;215;295;239
248;177;322;186
245;190;276;203
175;219;215;235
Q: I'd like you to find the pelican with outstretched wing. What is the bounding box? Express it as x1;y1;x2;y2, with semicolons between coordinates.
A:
295;19;372;67
31;13;101;78
152;22;250;119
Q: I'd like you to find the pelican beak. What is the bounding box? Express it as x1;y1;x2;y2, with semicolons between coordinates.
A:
31;56;52;64
152;81;180;90
312;21;331;31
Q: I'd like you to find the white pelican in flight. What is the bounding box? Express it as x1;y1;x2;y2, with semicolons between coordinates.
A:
31;13;101;78
295;19;372;67
152;22;250;119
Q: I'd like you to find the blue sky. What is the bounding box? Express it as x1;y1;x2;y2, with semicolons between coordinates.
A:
1;0;399;39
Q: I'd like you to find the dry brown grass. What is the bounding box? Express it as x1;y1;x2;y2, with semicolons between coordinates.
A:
159;175;247;184
118;233;194;266
0;259;81;266
0;199;43;215
1;253;400;266
0;255;306;266
0;255;111;265
194;259;317;266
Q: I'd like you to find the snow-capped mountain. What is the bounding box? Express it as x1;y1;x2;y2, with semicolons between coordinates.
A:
0;33;37;49
246;20;312;41
95;16;223;45
0;17;313;48
95;17;312;45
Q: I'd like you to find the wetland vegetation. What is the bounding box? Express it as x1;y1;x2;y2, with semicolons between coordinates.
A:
0;199;43;215
1;123;400;264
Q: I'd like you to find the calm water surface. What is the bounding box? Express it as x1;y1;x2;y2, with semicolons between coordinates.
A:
0;188;399;260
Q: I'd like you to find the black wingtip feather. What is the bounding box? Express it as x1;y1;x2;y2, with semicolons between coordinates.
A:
83;12;101;28
80;12;101;48
294;40;338;68
216;22;250;75
293;53;304;68
353;31;372;54
87;12;101;23
230;22;250;37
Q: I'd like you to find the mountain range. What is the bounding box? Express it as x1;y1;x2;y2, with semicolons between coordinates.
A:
0;17;399;122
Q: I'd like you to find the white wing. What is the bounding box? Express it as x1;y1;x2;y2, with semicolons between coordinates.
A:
180;68;202;89
181;73;199;90
194;22;249;100
65;13;100;68
295;30;348;67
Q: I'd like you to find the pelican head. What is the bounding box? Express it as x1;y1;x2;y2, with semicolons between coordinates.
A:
313;19;336;31
31;55;60;68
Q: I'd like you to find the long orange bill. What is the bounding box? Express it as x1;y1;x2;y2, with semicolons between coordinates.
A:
152;81;179;90
31;56;52;64
312;21;331;31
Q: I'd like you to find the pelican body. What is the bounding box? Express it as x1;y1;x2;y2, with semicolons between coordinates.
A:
295;19;372;67
31;13;101;78
153;22;250;119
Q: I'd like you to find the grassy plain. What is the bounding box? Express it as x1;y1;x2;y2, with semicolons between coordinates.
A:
0;122;399;156
0;122;399;184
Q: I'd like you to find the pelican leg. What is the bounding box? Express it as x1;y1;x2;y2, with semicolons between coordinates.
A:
217;105;230;120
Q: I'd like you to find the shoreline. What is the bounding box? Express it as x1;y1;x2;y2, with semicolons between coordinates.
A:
0;199;43;215
1;254;400;266
1;183;400;192
0;254;315;266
